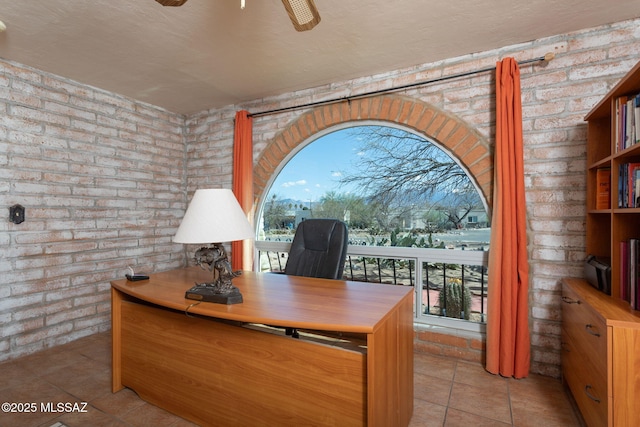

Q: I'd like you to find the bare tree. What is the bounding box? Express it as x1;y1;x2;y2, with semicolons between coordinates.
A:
436;189;482;229
341;126;471;197
340;126;481;225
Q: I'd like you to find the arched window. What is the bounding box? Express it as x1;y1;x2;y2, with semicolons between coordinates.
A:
255;124;489;332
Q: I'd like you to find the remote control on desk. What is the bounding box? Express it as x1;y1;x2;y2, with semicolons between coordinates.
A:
126;274;149;281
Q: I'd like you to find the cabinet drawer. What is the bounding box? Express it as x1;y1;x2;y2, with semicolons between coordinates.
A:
562;328;608;427
561;286;608;380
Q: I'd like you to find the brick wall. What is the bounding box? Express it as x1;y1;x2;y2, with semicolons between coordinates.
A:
2;17;640;376
0;61;187;361
189;18;640;377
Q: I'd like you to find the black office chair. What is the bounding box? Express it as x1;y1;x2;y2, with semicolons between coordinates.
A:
283;218;348;337
284;218;348;280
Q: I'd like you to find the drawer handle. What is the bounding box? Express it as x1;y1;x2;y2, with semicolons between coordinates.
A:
584;385;601;403
585;324;601;337
561;296;581;304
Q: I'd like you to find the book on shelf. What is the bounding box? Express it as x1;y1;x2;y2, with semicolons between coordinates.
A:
596;167;611;209
636;94;640;145
621;241;629;301
620;238;640;310
615;92;640;152
617;162;640;208
632;164;640;208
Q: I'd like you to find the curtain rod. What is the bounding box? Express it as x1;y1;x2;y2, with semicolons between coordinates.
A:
248;53;555;118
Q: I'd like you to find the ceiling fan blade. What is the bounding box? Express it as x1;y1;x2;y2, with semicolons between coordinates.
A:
154;0;321;32
155;0;188;6
281;0;321;32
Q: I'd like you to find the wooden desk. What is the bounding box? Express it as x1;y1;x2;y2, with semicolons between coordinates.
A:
111;267;413;427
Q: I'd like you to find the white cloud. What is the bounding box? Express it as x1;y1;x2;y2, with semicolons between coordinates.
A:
281;180;307;188
331;171;342;177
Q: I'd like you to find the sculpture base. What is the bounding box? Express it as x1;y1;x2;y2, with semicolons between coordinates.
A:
185;284;243;304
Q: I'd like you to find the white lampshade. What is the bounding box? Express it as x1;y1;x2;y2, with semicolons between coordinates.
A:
173;189;254;244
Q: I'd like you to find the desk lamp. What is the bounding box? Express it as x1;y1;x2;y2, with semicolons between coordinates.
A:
173;189;254;304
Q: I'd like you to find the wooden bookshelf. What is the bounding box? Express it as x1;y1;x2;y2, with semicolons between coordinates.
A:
585;60;640;305
564;61;640;426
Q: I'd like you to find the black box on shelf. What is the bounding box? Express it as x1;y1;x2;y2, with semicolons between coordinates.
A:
584;255;611;295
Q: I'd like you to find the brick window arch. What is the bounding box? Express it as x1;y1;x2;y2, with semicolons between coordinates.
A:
254;94;492;213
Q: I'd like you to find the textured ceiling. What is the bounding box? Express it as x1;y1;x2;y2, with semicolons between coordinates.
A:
0;0;639;115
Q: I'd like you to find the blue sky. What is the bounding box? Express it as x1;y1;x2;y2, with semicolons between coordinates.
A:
267;128;363;203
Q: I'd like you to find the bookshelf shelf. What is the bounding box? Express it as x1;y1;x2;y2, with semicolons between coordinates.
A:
587;156;612;170
616;143;640;157
612;207;640;214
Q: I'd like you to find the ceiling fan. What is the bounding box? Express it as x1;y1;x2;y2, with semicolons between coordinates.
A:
155;0;321;32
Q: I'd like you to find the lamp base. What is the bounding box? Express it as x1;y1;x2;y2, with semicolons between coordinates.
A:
185;283;243;304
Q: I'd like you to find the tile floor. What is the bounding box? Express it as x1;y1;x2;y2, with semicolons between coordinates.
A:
0;332;582;427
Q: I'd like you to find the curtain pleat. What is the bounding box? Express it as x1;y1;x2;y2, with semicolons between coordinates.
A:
231;110;254;271
486;58;530;378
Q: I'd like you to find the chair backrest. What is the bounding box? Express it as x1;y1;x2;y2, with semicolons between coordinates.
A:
284;219;348;280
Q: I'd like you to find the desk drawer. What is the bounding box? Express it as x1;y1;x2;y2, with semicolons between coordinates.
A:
562;328;607;427
561;285;607;380
121;301;368;427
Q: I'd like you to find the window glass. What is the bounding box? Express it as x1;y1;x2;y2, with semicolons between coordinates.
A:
259;125;489;251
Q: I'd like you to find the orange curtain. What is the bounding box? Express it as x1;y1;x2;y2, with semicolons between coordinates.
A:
486;58;530;378
231;110;254;271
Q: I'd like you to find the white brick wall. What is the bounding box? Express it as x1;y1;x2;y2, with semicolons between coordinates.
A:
0;62;187;361
2;17;639;376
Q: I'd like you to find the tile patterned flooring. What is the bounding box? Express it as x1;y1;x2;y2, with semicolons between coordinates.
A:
0;332;581;427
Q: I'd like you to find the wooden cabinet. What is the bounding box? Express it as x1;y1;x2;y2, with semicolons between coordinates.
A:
585;60;640;302
565;60;640;426
561;278;640;427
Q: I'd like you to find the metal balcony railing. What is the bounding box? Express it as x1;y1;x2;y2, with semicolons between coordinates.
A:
255;240;489;334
